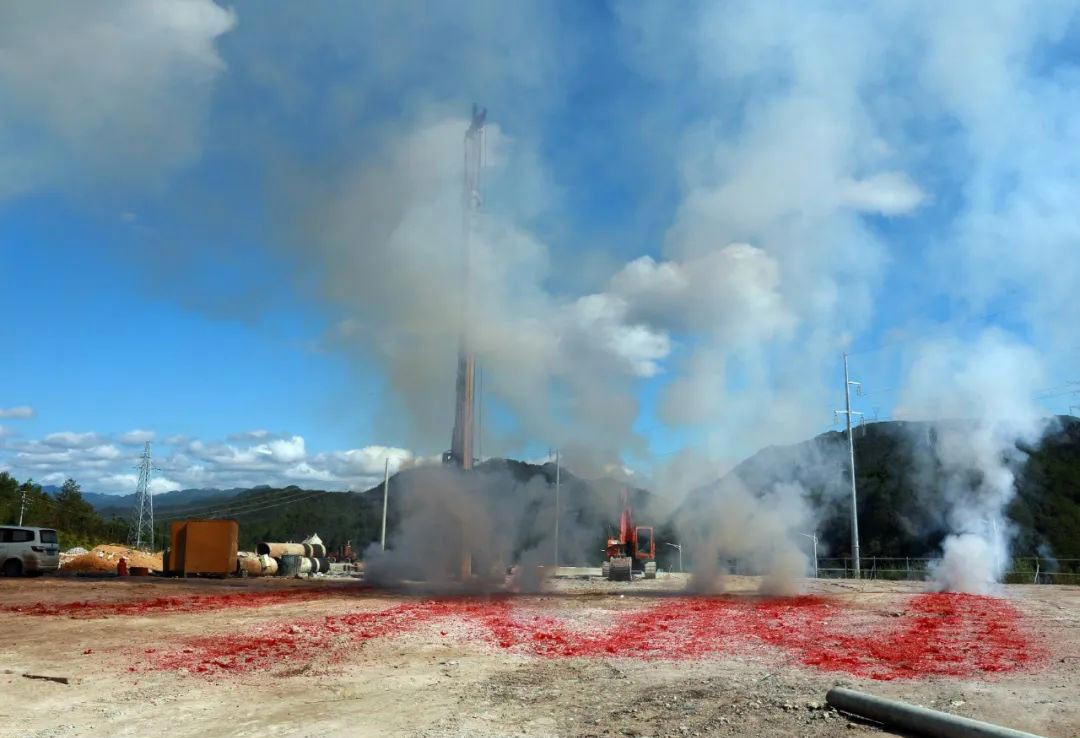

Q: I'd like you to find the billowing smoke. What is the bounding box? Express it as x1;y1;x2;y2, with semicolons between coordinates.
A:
676;477;812;595
363;462;620;592
896;333;1048;593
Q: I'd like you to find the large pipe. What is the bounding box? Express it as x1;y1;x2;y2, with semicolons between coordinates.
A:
826;687;1047;738
238;553;280;576
237;555;262;576
258;554;279;575
257;542;306;557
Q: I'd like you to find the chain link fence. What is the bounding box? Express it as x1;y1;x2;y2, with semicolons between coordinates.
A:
814;556;1080;584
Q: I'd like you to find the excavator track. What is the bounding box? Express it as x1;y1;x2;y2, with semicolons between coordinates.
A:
601;561;610;579
609;556;632;581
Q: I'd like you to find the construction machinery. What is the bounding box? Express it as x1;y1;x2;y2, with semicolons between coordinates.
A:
601;489;657;580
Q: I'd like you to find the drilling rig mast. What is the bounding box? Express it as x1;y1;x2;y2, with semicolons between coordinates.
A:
445;103;485;470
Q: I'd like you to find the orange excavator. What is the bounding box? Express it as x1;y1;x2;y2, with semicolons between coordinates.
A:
601;488;656;580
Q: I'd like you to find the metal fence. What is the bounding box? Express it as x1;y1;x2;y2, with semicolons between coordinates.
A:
814;557;1080;585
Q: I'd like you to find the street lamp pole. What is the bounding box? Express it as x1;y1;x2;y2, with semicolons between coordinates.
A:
381;457;390;550
798;533;818;578
664;542;683;573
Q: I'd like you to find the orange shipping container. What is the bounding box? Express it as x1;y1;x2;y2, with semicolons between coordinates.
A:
168;520;238;577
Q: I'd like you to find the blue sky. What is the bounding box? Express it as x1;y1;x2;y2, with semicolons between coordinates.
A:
1;1;1079;494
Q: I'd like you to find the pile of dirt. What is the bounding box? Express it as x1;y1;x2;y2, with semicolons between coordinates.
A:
60;545;163;573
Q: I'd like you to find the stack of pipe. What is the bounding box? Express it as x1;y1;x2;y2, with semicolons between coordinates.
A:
249;533;329;577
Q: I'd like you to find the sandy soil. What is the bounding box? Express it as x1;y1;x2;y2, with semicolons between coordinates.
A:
0;573;1075;738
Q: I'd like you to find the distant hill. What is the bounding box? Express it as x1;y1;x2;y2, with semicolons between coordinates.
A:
700;417;1080;561
77;487;253;514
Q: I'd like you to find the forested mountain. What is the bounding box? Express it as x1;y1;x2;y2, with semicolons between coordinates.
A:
718;416;1080;560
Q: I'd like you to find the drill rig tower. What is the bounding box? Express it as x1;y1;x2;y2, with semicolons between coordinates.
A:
445;103;486;470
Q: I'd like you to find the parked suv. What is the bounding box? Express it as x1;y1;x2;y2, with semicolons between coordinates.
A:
0;526;60;576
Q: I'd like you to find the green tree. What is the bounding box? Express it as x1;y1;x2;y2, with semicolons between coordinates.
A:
53;478;96;535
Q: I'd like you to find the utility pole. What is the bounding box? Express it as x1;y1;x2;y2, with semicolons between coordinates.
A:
476;363;483;465
554;449;561;569
18;487;27;526
664;542;683;573
799;533;819;578
835;353;863;578
130;442;155;550
381;457;390;550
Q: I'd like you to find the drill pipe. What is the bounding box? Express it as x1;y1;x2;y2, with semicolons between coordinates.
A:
826;687;1047;738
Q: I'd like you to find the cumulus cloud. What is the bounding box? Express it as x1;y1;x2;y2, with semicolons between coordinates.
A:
0;406;35;419
0;428;416;495
118;429;156;445
42;432;104;449
841;172;926;215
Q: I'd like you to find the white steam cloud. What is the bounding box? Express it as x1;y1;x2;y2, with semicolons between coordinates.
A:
896;332;1048;592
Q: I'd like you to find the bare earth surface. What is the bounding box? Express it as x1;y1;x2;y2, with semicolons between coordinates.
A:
0;573;1076;738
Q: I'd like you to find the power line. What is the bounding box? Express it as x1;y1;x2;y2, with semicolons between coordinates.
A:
154;489;328;523
141;486;318;518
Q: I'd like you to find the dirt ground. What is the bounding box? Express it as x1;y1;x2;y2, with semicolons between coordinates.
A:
0;573;1075;738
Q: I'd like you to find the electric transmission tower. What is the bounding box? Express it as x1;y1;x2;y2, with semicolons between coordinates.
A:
130;442;156;550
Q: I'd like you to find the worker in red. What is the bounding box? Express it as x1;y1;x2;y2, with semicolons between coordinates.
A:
116;557;128;576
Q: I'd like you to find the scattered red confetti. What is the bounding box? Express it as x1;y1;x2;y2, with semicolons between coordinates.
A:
0;586;368;618
143;592;1040;681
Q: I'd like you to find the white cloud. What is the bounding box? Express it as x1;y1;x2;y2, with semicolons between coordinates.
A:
256;436;306;463
227;429;273;441
566;294;670;378
148;476;180;495
118;429;155;445
0;405;35;419
42;432;103;449
841;172;926;215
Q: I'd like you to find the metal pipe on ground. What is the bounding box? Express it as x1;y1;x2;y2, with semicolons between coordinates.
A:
238;553;280;576
303;543;327;558
257;542;306;557
318;557;329;574
258;554;279;575
295;556;319;575
237;554;262;576
826;687;1048;738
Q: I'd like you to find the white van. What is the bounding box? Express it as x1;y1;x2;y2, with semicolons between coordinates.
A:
0;526;60;576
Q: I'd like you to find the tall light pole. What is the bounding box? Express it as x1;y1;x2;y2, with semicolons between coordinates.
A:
380;457;390;550
553;449;560;569
798;532;818;578
836;352;863;578
664;542;683;573
18;486;27;526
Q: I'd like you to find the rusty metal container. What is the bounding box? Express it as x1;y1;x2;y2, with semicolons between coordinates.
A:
278;554;301;576
168;520;238;577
